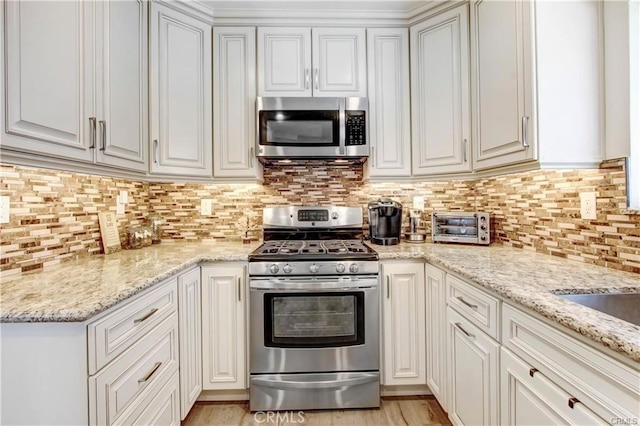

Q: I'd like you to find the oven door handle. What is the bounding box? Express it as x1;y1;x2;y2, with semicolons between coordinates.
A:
251;375;378;390
250;278;378;291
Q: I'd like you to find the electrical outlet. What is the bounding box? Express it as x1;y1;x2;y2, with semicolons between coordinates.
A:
201;199;213;216
580;192;597;220
119;190;128;204
413;196;425;211
0;196;10;224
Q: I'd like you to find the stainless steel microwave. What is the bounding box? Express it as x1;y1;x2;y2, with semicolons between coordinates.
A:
432;212;490;245
256;97;368;160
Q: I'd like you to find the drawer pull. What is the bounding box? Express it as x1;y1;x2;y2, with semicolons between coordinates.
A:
529;368;538;377
568;397;580;409
455;322;475;339
456;296;478;310
133;308;159;324
138;361;162;383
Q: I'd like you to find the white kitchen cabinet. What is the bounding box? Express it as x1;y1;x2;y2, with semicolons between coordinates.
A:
201;263;247;390
177;267;202;420
2;0;148;173
411;4;471;176
257;27;367;97
425;264;448;411
470;0;602;171
501;348;606;425
381;261;426;386
213;27;260;180
366;28;412;178
446;306;500;426
149;2;213;177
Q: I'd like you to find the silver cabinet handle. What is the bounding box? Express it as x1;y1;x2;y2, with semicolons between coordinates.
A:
455;322;475;339
314;68;319;90
153;139;159;164
568;397;580;409
138;361;162;383
99;120;106;151
456;296;478;310
305;68;310;90
89;117;96;149
386;276;390;299
463;138;467;162
238;277;242;302
134;307;158;324
249;146;254;168
371;146;376;167
521;116;529;148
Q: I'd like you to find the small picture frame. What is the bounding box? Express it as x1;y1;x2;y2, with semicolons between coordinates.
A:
98;212;122;255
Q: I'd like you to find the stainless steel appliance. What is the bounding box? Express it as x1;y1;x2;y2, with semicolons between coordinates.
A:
367;198;402;245
256;97;368;160
432;212;490;245
248;206;380;411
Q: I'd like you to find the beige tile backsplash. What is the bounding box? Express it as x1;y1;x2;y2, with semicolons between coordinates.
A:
1;159;638;276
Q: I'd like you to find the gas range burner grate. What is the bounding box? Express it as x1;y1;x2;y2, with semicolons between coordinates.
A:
253;239;372;257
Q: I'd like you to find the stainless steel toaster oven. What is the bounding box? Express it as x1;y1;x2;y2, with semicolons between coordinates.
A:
431;212;490;245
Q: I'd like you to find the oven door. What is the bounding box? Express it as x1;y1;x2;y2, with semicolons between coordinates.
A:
249;276;379;374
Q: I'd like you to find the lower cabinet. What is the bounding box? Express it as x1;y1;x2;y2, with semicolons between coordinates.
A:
425;264;447;410
201;263;247;390
381;261;426;386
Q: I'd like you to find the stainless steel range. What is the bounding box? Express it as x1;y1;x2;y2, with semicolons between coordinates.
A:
248;206;380;412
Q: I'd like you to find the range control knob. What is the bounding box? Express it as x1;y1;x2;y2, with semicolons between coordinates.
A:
269;264;279;274
336;263;346;273
331;212;339;220
349;263;359;273
309;263;319;273
283;264;293;274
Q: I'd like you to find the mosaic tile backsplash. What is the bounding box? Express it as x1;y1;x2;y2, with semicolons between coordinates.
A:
1;159;638;276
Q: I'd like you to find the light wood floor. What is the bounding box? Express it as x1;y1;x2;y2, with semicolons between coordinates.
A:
183;396;451;425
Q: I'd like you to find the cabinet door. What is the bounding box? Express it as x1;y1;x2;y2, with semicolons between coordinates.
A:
411;4;471;176
312;28;367;97
95;0;148;171
381;262;426;386
150;3;212;177
501;348;606;425
3;0;93;162
201;265;246;390
257;27;312;96
447;306;499;426
366;28;411;178
213;27;260;179
426;264;447;411
470;0;534;170
177;268;201;420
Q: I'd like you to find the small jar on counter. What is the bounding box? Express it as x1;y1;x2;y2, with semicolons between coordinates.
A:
146;214;163;244
126;225;153;249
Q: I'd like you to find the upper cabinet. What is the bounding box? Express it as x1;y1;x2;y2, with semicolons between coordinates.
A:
213;27;261;180
366;28;412;178
411;3;471;176
470;0;602;171
2;0;148;173
257;27;367;97
149;2;213;177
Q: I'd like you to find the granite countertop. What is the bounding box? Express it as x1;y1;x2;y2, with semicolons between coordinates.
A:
1;240;639;363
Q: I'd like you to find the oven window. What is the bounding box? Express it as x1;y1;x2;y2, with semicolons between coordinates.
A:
259;111;339;147
264;292;365;348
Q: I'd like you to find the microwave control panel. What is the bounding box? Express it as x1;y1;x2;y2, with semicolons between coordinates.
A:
345;111;366;146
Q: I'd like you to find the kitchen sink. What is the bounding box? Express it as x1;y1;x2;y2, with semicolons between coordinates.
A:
557;293;640;327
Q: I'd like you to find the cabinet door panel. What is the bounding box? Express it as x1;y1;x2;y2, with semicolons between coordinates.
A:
4;0;93;161
178;268;201;420
96;0;148;171
150;3;212;176
313;28;367;97
411;5;471;175
425;264;447;410
257;28;311;96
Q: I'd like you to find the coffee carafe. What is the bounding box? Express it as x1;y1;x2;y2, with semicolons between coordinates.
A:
368;198;402;245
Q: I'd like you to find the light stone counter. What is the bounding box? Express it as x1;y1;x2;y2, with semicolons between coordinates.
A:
373;242;640;363
1;240;639;362
0;241;260;323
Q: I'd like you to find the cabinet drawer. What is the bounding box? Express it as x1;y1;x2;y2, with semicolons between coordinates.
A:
446;274;500;340
88;277;178;374
113;371;180;426
89;313;179;426
502;304;640;421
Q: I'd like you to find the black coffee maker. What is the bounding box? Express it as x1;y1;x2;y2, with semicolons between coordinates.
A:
368;198;403;245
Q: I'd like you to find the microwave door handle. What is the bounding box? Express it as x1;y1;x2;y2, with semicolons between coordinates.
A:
339;98;346;155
